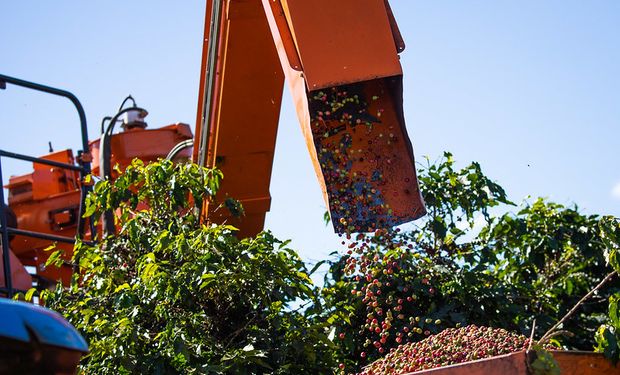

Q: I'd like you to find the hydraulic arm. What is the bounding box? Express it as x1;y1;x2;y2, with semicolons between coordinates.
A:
194;0;425;237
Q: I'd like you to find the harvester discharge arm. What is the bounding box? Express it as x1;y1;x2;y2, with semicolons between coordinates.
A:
194;0;426;237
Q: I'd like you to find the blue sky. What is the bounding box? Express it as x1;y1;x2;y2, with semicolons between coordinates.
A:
1;1;619;267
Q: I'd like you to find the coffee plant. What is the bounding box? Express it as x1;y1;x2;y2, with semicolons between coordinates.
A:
39;160;337;374
595;216;620;364
323;153;617;372
21;153;620;374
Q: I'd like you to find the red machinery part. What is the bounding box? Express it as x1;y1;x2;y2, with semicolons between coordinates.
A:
6;150;83;285
90;123;193;177
401;350;620;375
5;124;193;286
0;248;32;291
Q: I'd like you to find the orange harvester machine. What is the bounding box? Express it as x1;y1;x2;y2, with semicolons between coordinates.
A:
1;0;425;295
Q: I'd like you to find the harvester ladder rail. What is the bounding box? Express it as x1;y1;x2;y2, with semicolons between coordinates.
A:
195;0;224;167
6;228;95;246
0;74;90;154
0;74;94;240
0;150;85;171
0;159;13;297
0;74;96;298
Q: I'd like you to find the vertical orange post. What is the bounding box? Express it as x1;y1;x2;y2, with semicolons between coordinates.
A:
194;0;286;238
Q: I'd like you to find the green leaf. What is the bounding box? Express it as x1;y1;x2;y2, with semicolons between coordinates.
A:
530;347;560;375
114;283;130;293
83;199;97;218
610;293;620;327
596;325;619;364
24;288;36;302
45;250;63;267
309;260;327;276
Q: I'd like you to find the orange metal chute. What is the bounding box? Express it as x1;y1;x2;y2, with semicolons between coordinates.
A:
275;0;403;90
263;0;426;233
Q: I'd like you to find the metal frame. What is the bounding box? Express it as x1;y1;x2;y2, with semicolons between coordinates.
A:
0;74;94;298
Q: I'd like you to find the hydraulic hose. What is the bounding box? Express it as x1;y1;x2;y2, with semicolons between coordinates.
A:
117;95;136;112
100;106;148;180
99;106;147;235
165;139;194;161
100;116;112;135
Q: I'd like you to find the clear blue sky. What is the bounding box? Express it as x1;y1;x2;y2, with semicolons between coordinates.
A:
1;1;619;268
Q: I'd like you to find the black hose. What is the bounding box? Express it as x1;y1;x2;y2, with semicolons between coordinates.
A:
100;116;112;135
100;95;136;134
117;95;136;113
99;106;146;235
100;106;148;180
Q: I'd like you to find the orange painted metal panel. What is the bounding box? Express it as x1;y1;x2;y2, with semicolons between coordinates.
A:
3;150;79;203
407;351;526;375
280;0;402;91
404;351;620;375
192;0;214;164
195;0;285;238
90;123;193;176
384;0;406;53
8;190;81;258
552;351;620;374
5;150;84;284
9;189;82;285
5;175;33;205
